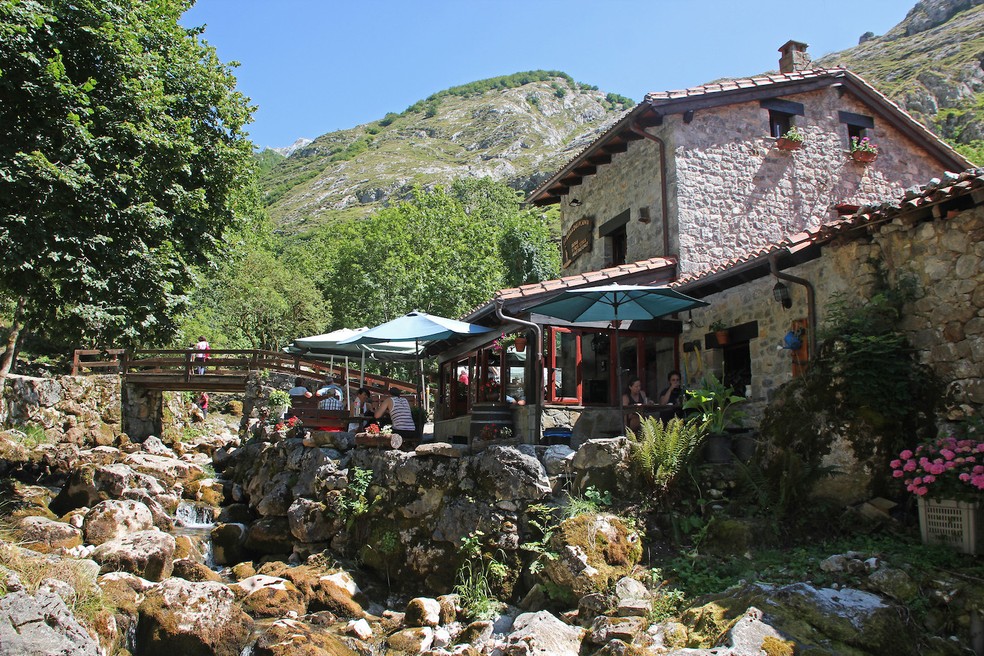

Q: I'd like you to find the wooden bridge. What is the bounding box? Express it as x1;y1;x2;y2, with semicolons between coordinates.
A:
71;348;417;397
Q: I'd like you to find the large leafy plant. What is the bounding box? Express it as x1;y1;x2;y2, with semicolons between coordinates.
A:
683;373;745;435
629;417;707;492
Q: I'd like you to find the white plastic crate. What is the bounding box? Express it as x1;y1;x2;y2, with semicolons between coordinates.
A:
918;498;983;555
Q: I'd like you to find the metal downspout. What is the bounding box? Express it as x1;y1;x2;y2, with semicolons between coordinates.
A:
630;122;672;257
495;300;542;444
769;253;817;361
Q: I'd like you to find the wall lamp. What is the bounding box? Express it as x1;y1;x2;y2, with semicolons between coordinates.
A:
569;198;582;207
773;281;792;309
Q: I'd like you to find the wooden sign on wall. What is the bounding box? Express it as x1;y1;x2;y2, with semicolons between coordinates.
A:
562;216;594;268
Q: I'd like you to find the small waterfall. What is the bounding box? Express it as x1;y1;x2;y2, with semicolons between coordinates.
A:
175;501;215;527
173;500;217;569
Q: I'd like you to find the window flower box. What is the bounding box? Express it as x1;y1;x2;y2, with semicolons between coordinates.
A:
775;126;804;151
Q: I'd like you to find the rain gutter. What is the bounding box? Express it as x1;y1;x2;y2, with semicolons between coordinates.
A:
630;122;672;258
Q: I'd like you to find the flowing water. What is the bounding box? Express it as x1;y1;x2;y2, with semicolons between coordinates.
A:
173;500;217;569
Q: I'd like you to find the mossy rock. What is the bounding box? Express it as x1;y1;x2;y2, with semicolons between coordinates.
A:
540;513;642;599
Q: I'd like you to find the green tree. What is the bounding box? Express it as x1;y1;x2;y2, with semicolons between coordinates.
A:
0;0;255;374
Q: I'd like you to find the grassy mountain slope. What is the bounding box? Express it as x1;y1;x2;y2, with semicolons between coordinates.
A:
258;72;632;232
817;0;984;163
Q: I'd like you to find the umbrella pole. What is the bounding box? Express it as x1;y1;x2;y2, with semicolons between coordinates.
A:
360;351;365;388
344;356;350;410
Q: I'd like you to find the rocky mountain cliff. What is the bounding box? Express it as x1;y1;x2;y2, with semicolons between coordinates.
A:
259;1;983;233
817;0;983;156
258;73;631;231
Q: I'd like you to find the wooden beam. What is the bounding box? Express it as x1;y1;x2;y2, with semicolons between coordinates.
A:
588;154;612;165
563;176;583;187
573;165;597;176
602;142;628;155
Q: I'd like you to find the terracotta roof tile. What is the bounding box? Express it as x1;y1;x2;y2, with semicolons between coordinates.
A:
493;256;677;302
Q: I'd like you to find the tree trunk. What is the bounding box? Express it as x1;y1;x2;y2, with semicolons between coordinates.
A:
0;296;27;378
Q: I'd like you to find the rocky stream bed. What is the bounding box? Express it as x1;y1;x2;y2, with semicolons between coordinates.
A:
0;409;982;655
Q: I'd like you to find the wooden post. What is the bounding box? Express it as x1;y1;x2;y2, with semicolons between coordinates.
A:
71;350;80;376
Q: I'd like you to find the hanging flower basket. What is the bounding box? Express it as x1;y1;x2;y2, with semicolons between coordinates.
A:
776;137;803;151
851;150;878;163
514;336;527;352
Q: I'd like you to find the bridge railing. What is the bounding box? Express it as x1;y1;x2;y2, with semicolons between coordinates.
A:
71;348;417;397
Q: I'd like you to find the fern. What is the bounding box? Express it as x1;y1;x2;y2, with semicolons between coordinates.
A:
629;417;707;492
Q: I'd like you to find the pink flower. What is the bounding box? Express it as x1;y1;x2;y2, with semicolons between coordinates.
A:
890;459;902;469
900;450;913;460
914;486;929;496
893;470;904;478
903;460;917;472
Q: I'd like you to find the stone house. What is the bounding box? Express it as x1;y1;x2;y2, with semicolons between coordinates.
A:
433;43;975;445
673;168;984;500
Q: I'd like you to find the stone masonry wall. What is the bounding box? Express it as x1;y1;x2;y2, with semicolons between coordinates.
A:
559;131;670;274
0;374;121;445
558;85;956;278
684;203;984;501
673;87;950;276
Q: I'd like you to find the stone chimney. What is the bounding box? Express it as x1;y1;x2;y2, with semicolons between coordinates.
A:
778;40;811;73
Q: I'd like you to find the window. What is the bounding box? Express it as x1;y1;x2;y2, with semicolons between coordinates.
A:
839;111;874;148
546;326;677;406
610;225;627;267
599;209;630;267
769;110;792;139
760;98;804;138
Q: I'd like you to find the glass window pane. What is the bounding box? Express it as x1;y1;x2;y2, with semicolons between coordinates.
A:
618;335;639;397
554;330;578;400
582;331;610;405
505;350;526;404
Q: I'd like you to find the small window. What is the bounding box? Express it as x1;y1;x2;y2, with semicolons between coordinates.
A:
839;111;874;149
609;225;627;267
761;98;804;138
847;123;866;143
769;110;792;139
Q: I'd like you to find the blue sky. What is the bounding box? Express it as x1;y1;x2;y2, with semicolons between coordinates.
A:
181;0;914;150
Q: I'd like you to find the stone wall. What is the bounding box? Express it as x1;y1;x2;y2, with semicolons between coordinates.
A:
689;202;984;410
682;200;983;501
558;86;954;278
673;87;947;276
0;374;121;445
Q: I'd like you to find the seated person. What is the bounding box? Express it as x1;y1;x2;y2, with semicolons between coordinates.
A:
374;387;417;436
318;389;344;411
316;375;343;400
622;377;650;407
352;387;374;417
658;370;685;421
288;377;313;398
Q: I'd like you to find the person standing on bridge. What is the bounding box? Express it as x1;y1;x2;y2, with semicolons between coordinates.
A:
194;336;209;375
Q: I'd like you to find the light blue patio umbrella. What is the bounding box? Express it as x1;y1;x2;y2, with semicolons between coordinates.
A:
339;311;495;405
522;284;709;413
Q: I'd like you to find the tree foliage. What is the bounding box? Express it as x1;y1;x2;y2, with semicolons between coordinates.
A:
0;0;255;364
312;179;558;331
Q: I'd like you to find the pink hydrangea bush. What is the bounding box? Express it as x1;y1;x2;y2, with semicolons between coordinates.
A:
890;430;984;499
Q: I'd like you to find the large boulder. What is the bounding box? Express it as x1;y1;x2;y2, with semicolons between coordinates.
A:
571;437;631;495
681;582;919;654
472;445;551;501
251;618;361;656
210;523;249;566
18;516;82;553
287;497;342;543
540;513;642;602
0;589;101;656
137;578;253;656
91;530;175;581
244;516;294;555
123;452;200;487
83;499;155;545
502;611;585;656
230;575;306;617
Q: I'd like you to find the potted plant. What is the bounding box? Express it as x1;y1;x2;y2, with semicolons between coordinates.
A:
709;320;729;347
776;126;804;151
683;373;746;463
890;424;984;554
850;136;879;163
513;332;528;353
267;389;292;418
